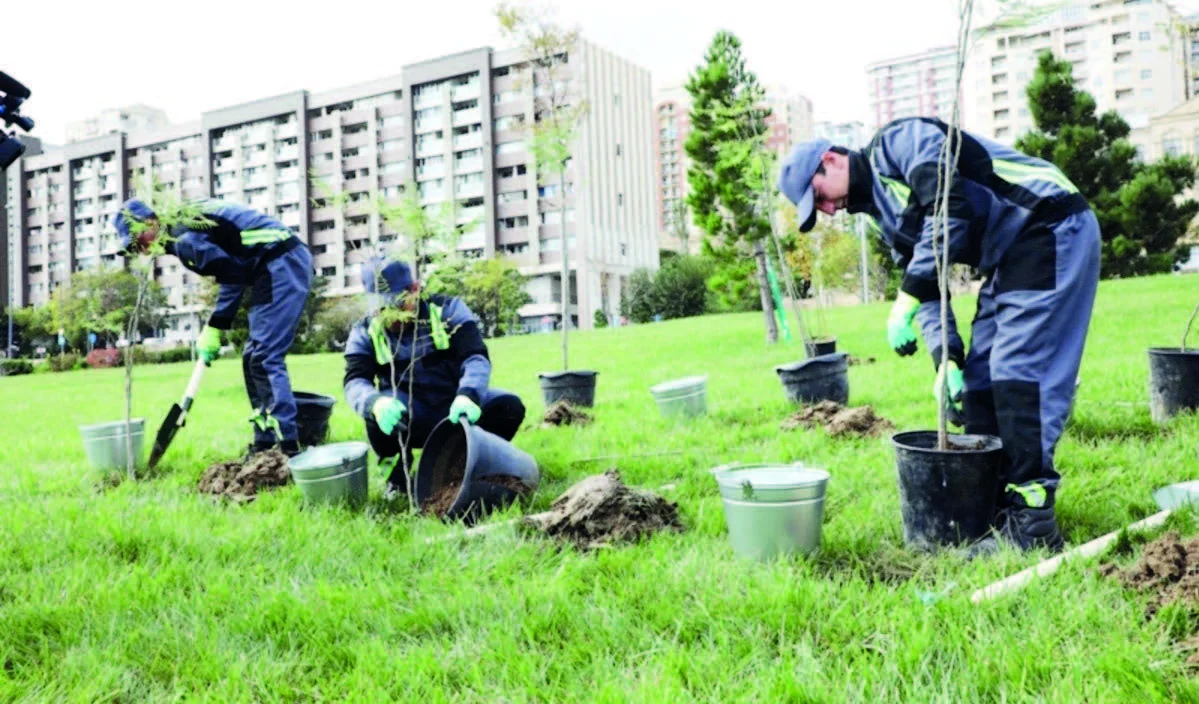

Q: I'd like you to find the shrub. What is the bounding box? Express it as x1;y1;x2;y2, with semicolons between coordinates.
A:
86;348;122;368
593;309;609;328
48;353;82;372
132;346;195;364
0;359;33;377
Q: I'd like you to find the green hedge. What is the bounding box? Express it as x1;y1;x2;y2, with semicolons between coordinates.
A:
0;359;33;377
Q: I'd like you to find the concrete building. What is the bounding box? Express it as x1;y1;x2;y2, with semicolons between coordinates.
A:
815;120;870;150
653;84;814;254
66;105;170;144
962;0;1190;144
3;41;657;337
866;46;960;132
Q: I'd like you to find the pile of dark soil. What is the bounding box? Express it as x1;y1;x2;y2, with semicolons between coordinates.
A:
1100;531;1199;618
525;469;683;549
542;400;592;427
196;449;291;502
780;401;895;438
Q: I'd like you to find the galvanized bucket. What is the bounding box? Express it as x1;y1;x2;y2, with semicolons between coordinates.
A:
650;375;708;418
78;418;146;472
712;463;830;561
288;441;370;507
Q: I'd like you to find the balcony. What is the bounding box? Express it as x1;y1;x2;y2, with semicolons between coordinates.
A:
452;107;482;127
453;132;483;150
455;181;485;199
212;136;237;151
452;82;481;102
414;90;444;110
455;156;484;174
275;144;300;162
276;121;299;140
417;164;446;181
276;167;300;183
245;173;269;188
457;205;485;224
416;140;446;158
342;133;371;151
420;187;446;204
280;211;302;228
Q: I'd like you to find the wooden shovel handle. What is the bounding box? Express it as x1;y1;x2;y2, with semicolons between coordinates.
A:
970;509;1172;604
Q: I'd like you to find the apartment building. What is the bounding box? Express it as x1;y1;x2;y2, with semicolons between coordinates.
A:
653;84;814;254
66;105;170;144
962;0;1189;144
814;120;871;150
866;46;960;132
3;41;657;337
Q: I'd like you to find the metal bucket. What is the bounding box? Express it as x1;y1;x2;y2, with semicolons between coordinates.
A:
712;463;830;561
288;441;369;507
78;418;146;472
650;375;708;418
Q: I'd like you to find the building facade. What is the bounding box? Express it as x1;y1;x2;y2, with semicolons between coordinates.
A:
3;41;657;337
962;0;1190;143
814;120;870;150
653;84;814;254
66;105;170;144
866;46;960;132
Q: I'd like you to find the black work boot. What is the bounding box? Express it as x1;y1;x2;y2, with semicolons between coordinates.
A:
964;505;1064;558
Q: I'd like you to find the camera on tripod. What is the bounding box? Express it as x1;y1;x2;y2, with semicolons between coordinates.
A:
0;71;35;171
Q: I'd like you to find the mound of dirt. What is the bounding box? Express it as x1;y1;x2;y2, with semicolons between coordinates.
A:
780;400;895;438
525;469;683;550
1100;531;1199;617
542;400;592;427
197;449;291;502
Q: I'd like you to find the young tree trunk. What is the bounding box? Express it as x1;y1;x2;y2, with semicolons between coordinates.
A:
559;170;570;370
753;240;779;344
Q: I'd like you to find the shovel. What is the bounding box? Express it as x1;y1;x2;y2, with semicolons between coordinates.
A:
147;359;207;470
971;480;1199;604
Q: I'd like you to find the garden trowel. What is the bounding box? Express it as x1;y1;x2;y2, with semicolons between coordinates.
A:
147;358;207;470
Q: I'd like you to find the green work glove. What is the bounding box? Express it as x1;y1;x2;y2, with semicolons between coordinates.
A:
934;360;966;427
886;292;920;357
448;395;482;424
196;325;222;365
372;396;407;435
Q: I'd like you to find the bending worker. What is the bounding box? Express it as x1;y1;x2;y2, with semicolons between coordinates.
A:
114;198;313;457
777;117;1100;555
343;256;526;497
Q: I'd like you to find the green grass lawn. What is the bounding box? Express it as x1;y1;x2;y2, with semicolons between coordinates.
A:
5;273;1199;701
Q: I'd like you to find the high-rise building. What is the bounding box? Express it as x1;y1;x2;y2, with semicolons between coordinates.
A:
814;120;870;150
653;84;814;254
4;41;657;337
66;105;170;144
866;46;960;132
962;0;1190;144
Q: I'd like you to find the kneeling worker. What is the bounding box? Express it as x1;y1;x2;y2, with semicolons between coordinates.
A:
343;256;526;496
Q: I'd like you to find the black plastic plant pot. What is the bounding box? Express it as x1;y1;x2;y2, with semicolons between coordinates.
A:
294;391;336;447
891;430;1004;552
538;370;598;408
775;353;849;406
415;418;540;525
1148;348;1199;424
804;337;837;358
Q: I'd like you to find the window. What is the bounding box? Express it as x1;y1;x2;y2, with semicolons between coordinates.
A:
1139;31;1151;41
615;143;622;157
496;141;524;155
1141;69;1152;80
1164;137;1182;156
620;243;627;256
614;94;620;107
617;192;624;206
320;266;336;277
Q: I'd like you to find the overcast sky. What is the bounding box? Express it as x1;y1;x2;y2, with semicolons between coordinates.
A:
8;0;1199;144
